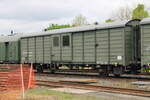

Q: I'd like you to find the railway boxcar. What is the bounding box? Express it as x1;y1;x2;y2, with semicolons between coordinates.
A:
96;20;140;75
140;17;150;73
0;35;21;63
20;19;140;76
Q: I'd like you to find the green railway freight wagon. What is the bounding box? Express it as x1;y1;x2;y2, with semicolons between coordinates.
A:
20;19;140;76
96;20;141;75
0;36;20;63
140;18;150;73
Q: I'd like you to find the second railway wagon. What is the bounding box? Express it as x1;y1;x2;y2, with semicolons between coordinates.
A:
20;19;140;76
140;17;150;73
0;36;20;63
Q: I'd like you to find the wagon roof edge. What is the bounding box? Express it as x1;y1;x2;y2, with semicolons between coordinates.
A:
140;17;150;24
21;20;137;38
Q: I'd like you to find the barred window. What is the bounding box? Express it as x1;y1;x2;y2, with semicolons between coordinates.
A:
63;35;70;47
53;37;59;47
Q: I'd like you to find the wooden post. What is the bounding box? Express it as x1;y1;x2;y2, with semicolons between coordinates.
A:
28;63;33;89
20;64;25;98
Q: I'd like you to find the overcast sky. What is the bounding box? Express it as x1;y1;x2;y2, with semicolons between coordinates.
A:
0;0;150;35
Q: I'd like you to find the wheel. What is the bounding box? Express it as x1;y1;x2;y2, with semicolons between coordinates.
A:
49;69;55;74
114;74;120;77
49;64;56;74
98;72;109;77
36;65;43;73
113;66;123;77
130;64;139;74
98;67;109;77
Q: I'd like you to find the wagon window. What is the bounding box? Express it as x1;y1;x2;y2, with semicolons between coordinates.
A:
53;37;59;47
63;35;70;47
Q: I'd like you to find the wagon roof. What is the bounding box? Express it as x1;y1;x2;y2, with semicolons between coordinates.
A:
0;34;22;42
140;17;150;24
21;25;96;38
96;20;129;29
21;20;133;38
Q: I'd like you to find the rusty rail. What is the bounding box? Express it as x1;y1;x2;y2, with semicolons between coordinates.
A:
36;80;150;97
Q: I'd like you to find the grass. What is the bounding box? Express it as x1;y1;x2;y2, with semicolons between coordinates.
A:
17;87;101;100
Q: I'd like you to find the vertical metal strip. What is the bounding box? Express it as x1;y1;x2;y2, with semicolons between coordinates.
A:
71;33;73;62
123;27;126;66
49;36;52;64
135;26;137;61
18;40;21;64
33;37;35;63
27;38;29;63
43;36;44;64
35;37;36;64
141;25;143;66
95;30;97;64
82;32;84;64
108;29;110;65
60;34;62;62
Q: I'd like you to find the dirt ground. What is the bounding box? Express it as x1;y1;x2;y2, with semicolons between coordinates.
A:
0;90;21;100
49;87;150;100
0;87;150;100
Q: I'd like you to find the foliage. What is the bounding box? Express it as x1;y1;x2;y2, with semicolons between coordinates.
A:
44;14;89;31
111;5;132;21
93;22;99;25
72;14;89;27
44;24;71;31
132;4;149;20
108;4;149;21
105;19;115;23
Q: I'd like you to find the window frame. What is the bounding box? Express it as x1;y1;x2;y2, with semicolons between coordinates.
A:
62;35;70;47
53;36;60;47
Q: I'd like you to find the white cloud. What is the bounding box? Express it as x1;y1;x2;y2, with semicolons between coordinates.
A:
0;0;150;34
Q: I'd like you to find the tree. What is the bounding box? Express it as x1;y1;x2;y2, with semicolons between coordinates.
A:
112;5;132;21
44;24;71;31
94;22;99;25
132;4;149;20
72;14;89;27
105;19;115;23
107;4;149;21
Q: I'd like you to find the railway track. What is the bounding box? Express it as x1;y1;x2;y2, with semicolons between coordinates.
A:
36;80;150;97
36;72;150;80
